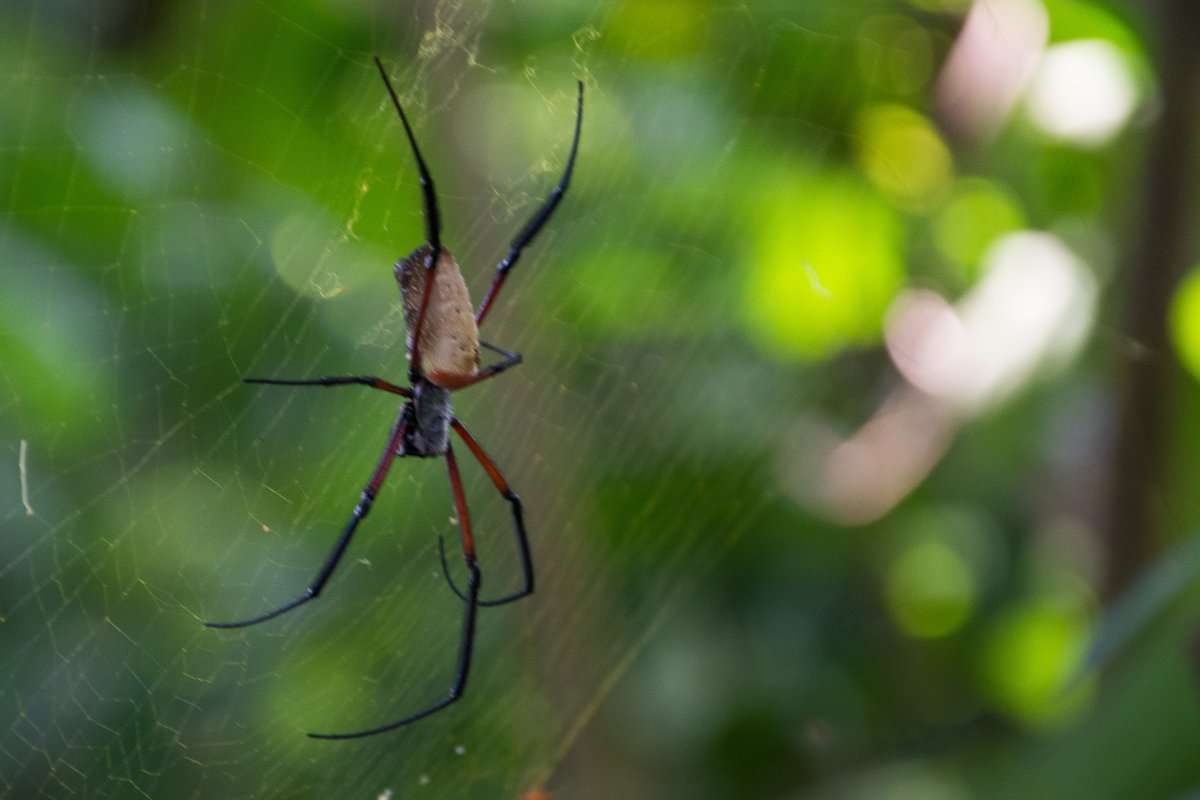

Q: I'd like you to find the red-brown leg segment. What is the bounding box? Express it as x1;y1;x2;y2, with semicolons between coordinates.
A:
444;443;477;561
437;418;531;607
407;253;439;382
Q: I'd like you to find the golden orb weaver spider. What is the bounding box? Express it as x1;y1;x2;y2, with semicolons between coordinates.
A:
205;57;583;740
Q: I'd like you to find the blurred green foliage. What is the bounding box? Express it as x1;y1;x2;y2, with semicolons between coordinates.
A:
1;0;1200;798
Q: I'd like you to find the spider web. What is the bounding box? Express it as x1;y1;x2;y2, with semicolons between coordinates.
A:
10;1;1180;798
0;1;828;796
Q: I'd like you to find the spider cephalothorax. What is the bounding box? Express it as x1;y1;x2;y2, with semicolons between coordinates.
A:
205;56;583;740
405;382;452;456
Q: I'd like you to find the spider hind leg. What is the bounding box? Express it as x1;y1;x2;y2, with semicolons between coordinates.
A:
307;442;482;739
437;418;532;607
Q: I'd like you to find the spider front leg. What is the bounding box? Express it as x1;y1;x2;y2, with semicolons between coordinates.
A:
203;411;409;629
308;442;482;739
475;80;584;327
374;55;442;383
437;417;531;607
243;375;412;398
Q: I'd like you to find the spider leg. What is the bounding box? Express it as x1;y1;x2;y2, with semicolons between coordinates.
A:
244;376;412;398
437;418;531;607
374;56;440;258
308;443;481;739
375;55;442;382
475;80;584;327
481;340;522;371
450;341;523;391
203;412;409;629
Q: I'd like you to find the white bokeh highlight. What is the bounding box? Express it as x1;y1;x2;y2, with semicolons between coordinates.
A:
1025;40;1140;146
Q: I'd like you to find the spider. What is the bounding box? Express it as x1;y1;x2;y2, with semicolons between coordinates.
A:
205;57;583;740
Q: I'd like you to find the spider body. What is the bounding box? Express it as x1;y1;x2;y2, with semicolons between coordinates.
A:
204;56;583;740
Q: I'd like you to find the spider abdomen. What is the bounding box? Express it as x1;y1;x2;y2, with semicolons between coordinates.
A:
396;244;480;388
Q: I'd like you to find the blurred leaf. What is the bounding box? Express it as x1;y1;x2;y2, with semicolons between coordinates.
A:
1082;532;1200;678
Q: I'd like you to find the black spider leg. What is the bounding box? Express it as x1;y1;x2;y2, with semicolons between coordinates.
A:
203;411;409;629
449;341;523;390
243;375;412;398
437;418;530;607
475;79;584;327
308;442;481;739
374;55;442;382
